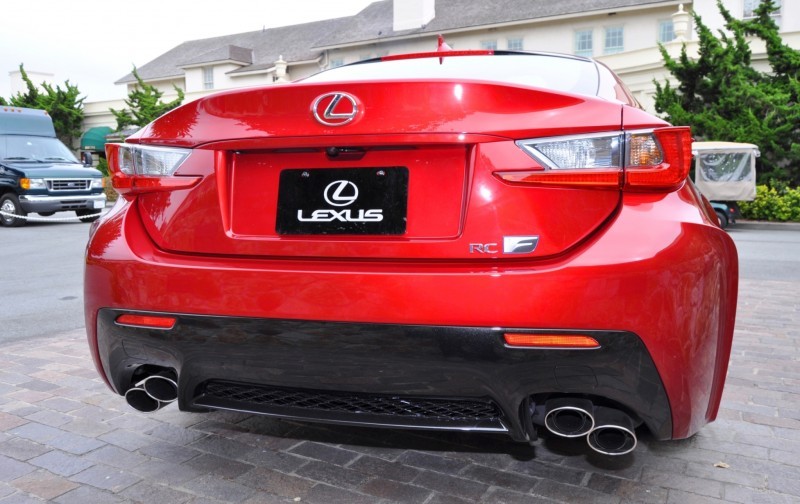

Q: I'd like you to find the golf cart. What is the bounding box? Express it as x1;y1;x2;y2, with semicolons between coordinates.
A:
692;141;759;229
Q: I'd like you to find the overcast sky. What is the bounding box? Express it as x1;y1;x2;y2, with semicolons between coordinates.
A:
1;0;376;102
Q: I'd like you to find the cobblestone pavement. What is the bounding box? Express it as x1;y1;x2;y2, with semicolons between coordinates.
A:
0;278;798;503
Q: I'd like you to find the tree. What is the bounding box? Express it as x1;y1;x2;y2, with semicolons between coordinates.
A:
654;0;800;186
110;68;185;130
7;64;85;148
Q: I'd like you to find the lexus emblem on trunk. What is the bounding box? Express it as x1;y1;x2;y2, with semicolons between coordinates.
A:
312;92;359;126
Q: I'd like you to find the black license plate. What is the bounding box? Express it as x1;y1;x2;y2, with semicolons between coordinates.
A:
276;167;408;235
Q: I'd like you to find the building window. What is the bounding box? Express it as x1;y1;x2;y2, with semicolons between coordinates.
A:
658;20;675;43
202;67;214;90
480;40;498;50
744;0;781;18
604;26;624;54
507;38;523;51
574;30;593;57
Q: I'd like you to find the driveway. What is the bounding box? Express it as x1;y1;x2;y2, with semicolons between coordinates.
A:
0;222;798;503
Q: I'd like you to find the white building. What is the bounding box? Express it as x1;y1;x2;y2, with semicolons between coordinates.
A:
82;0;798;133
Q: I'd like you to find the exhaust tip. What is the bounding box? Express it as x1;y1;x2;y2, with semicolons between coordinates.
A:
543;398;594;438
143;375;178;402
587;406;637;456
124;387;163;413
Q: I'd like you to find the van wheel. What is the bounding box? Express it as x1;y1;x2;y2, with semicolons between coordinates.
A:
76;209;102;223
715;210;728;229
0;194;28;227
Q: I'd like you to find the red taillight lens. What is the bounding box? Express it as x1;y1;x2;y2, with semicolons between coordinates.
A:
504;333;601;349
497;127;692;191
115;314;176;330
106;143;200;195
624;127;692;191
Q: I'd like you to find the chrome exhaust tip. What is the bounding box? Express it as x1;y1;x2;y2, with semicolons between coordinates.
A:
143;375;178;402
543;398;595;438
124;387;164;413
587;406;637;456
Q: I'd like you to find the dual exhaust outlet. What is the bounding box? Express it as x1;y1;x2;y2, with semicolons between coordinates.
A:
124;372;178;412
541;398;637;456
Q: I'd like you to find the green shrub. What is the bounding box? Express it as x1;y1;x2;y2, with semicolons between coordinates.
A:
739;184;800;221
96;157;109;176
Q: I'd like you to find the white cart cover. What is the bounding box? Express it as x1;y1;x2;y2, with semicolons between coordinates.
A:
692;142;759;201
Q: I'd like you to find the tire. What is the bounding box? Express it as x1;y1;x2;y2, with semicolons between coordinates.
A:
715;210;728;229
37;212;55;217
76;209;102;223
0;194;28;227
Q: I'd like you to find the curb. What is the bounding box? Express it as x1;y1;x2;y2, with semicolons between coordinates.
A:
734;219;800;230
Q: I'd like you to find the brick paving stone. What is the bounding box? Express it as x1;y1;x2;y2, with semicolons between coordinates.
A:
10;469;79;500
8;423;64;444
82;444;149;469
47;432;105;455
412;470;490;501
51;485;126;504
0;438;50;461
0;414;28;432
69;465;141;493
235;466;315;499
346;454;421;483
481;487;554;504
137;441;201;464
358;477;433;502
190;435;258;461
240;448;309;473
293;459;373;490
302;483;376;504
395;450;471;474
28;450;94;477
287;441;360;466
148;422;208;445
0;455;36;482
179;474;257;503
0;492;48;504
532;479;621;504
183;454;254;479
119;481;194;503
459;464;539;494
129;459;203;486
96;430;153;451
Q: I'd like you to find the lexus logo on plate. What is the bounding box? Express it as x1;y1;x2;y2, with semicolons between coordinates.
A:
324;180;359;206
312;92;359;126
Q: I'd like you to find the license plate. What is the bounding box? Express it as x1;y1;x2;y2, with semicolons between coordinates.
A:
276;167;408;235
93;200;105;209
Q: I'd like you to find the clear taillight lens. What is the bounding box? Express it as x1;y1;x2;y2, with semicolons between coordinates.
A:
113;145;189;176
501;127;691;191
105;143;199;195
517;133;622;170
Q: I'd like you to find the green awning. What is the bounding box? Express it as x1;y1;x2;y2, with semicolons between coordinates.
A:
80;126;113;151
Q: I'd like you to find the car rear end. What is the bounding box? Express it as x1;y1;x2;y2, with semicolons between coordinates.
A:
85;52;737;454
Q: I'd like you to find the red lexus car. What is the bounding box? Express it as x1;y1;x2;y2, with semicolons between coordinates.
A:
85;47;738;456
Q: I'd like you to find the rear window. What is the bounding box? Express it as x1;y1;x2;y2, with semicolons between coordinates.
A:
304;54;601;98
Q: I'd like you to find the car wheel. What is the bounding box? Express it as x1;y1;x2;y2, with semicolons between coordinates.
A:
0;194;28;227
715;210;728;229
76;209;102;223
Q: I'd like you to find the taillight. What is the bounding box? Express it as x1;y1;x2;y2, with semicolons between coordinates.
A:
105;143;200;195
496;126;691;191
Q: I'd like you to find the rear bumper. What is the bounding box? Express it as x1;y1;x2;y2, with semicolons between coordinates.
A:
85;187;738;441
96;309;671;441
20;193;106;213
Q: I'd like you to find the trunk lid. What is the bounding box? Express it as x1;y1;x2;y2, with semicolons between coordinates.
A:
134;81;623;260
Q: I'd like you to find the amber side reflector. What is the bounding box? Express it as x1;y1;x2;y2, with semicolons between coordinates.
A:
504;333;600;349
115;314;176;330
